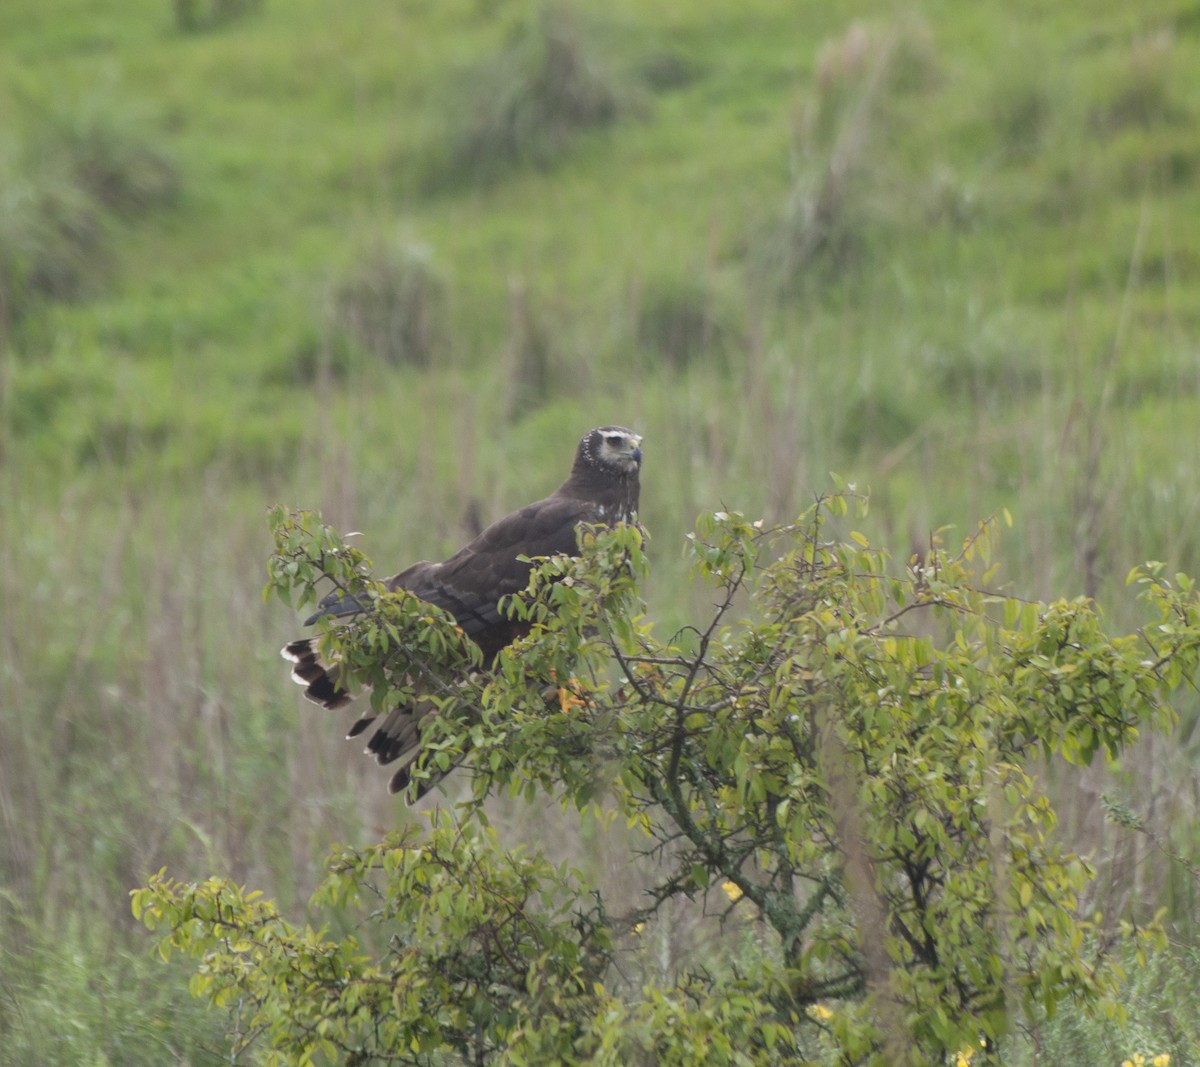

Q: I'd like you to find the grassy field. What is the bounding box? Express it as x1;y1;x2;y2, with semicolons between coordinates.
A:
3;0;1200;1061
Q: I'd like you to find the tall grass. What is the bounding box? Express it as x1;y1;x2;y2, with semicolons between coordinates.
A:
3;0;1200;1058
327;231;448;368
0;906;227;1066
441;1;643;184
0;93;177;330
5;321;1200;1060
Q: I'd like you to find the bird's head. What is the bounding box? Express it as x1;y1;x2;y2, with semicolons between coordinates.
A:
579;426;642;477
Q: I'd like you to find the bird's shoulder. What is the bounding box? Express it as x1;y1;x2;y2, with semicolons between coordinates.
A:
450;490;600;564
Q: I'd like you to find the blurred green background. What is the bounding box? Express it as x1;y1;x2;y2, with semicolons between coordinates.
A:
2;0;1199;1061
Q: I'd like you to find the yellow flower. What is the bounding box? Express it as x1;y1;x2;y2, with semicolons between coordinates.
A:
721;880;743;903
633;922;645;935
806;1003;833;1021
557;686;587;713
954;1049;974;1067
1153;1056;1170;1067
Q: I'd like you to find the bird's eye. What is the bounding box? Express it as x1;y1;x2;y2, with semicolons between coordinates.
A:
605;434;622;446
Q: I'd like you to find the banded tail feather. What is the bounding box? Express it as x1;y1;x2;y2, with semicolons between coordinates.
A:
280;638;352;711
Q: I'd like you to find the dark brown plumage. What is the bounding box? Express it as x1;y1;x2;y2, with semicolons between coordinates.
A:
281;425;643;795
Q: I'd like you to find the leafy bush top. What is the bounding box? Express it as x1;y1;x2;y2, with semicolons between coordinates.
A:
134;492;1200;1065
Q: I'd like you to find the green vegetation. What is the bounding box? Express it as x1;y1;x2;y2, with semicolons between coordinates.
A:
3;0;1200;1061
135;506;1197;1063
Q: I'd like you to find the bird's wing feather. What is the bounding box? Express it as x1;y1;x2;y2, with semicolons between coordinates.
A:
303;591;366;626
387;494;594;636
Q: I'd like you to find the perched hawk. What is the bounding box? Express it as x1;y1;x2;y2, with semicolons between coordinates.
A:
281;425;643;794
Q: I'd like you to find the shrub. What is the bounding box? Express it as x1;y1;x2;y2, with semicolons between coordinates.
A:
172;0;262;33
327;234;448;368
756;25;894;290
41;103;180;218
989;78;1055;162
0;96;178;328
1092;30;1184;133
637;47;703;93
0;166;107;310
754;20;937;294
633;272;736;370
503;276;557;421
134;499;1200;1064
447;2;640;182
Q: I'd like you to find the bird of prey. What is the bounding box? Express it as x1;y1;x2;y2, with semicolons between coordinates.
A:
281;425;643;794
